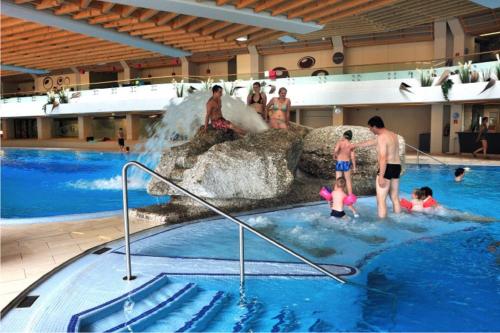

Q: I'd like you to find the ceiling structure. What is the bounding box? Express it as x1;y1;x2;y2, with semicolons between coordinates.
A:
0;0;497;78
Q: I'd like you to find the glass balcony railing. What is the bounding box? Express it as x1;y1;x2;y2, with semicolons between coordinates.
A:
1;50;498;100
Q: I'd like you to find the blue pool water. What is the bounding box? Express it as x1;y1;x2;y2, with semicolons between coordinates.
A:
1;157;499;332
0;148;167;220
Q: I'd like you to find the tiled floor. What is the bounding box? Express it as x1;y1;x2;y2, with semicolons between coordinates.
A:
0;215;162;311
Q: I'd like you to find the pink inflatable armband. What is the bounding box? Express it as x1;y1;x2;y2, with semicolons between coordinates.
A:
343;194;357;206
319;187;332;201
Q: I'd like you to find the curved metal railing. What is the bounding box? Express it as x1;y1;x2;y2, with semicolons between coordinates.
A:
121;161;345;286
405;143;448;165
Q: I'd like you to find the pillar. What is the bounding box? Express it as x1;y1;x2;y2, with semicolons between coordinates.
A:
449;104;464;154
430;104;444;154
295;109;301;125
434;20;447;61
37;117;52;140
30;74;41;93
331;36;344;74
70;67;82;91
1;118;15;139
236;46;263;80
332;106;344;126
120;60;131;85
126;114;140;140
78;115;93;140
181;56;198;83
447;18;465;65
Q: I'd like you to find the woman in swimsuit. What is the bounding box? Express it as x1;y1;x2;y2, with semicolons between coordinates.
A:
473;117;488;158
266;87;291;129
247;82;267;120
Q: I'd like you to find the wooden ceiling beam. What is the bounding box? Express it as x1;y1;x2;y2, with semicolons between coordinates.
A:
14;0;34;3
216;0;232;5
144;31;199;40
319;0;398;24
139;9;159;22
236;0;259;9
186;18;214;33
155;12;178;25
152;33;205;43
288;0;343;19
101;2;115;13
303;0;369;22
171;15;198;30
36;0;63;10
0;18;26;28
271;0;310;16
13;45;145;67
102;17;138;28
118;22;156;32
247;29;282;43
121;5;136;18
1;30;71;47
80;0;92;8
54;3;81;15
130;25;172;36
214;24;249;39
254;0;286;13
73;8;102;20
224;26;262;41
2;23;41;36
201;21;232;36
88;13;121;25
2;34;89;52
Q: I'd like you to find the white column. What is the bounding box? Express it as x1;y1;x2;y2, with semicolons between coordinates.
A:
430;104;444;153
295;109;301;125
181;56;198;82
248;46;263;79
126;114;140;140
37;117;52;140
78;116;93;140
332;106;344;126
449;104;464;154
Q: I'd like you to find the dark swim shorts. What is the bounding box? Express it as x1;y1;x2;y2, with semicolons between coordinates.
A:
330;209;346;218
378;163;401;180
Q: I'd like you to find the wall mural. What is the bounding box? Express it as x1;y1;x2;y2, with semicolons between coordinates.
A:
272;67;289;78
312;69;329;76
40;75;72;91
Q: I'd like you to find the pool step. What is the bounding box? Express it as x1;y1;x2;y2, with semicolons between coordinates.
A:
232;298;263;332
307;318;332;332
269;307;297;332
139;290;227;332
68;274;198;333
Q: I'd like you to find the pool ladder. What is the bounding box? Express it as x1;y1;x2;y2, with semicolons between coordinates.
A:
405;143;448;166
121;161;345;288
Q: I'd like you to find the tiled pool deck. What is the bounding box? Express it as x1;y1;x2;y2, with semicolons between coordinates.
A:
1;153;499;312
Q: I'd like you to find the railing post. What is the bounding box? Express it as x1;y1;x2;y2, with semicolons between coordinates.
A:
239;225;245;288
122;163;136;281
417;151;419;166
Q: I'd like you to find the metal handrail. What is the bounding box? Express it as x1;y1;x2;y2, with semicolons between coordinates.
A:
121;161;345;286
405;143;448;166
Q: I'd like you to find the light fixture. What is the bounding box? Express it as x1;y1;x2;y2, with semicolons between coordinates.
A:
236;35;248;42
479;31;500;37
333;106;343;114
278;35;298;43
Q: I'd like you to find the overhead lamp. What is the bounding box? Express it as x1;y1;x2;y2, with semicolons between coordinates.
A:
479;31;500;37
278;35;298;43
236;35;248;42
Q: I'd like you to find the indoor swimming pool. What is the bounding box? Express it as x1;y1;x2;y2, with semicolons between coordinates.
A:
1;164;498;332
0;148;167;222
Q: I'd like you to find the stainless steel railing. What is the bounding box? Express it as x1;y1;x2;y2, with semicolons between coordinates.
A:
405;143;448;166
121;161;345;286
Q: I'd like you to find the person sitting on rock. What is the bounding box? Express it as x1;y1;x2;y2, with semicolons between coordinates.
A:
204;85;245;136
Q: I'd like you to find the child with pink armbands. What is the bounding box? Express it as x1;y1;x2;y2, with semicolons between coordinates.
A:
320;177;359;219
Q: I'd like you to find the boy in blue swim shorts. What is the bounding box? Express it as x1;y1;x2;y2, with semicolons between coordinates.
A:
333;130;357;195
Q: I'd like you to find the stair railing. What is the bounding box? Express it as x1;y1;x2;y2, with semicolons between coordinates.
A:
121;161;345;287
405;143;448;166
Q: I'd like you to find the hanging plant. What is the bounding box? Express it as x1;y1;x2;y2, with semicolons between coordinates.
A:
441;78;454;101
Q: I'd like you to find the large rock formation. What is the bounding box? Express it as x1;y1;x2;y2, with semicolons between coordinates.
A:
298;125;406;194
148;126;305;200
140;124;405;222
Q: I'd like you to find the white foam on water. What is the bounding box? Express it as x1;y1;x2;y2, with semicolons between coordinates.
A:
130;89;269;184
67;175;147;191
246;215;276;229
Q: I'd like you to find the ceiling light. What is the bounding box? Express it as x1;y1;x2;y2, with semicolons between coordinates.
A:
480;31;500;36
236;36;248;42
278;35;298;43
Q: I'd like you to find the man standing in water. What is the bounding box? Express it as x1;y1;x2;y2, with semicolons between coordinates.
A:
355;116;401;218
204;85;245;135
